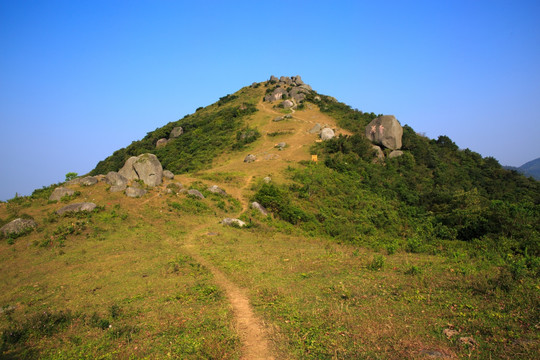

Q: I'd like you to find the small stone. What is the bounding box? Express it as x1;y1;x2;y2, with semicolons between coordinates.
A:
187;189;205;199
0;218;37;237
389;150;404;158
263;177;271;183
169;126;184;138
458;336;477;347
244;154;256;163
309;123;322;134
156;138;168;148
163;170;174;179
251;202;268;216
320;128;335;141
443;329;459;339
80;176;98;186
281;100;294;108
208;185;226;195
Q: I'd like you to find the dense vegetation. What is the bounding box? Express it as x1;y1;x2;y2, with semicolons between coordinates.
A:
253;94;539;279
90;99;258;176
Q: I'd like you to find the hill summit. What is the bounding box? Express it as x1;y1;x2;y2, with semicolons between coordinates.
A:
0;75;538;359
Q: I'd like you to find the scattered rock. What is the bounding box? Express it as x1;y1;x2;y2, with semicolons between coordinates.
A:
443;328;459;339
80;176;98;186
56;202;96;215
187;189;205;199
244;154;256;163
49;187;75;201
208;185;226;195
284;114;292;119
309;123;322;134
273;116;284;122
389;150;404;158
281;100;294;108
372;145;385;163
110;185;127;193
314;95;321;101
276;142;286;150
163;170;174;179
221;218;247;227
263;176;272;183
458;336;477;347
169;126;184;138
156;138;168;148
365;115;403;150
125;187;147;198
119;153;163;187
320;128;335;141
166;182;183;194
280;76;292;85
251;202;268;216
1;218;37;237
419;349;448;358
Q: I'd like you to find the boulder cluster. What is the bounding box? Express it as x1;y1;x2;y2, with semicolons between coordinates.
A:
264;75;312;109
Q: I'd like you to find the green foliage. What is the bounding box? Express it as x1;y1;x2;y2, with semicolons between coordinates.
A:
233;127;261;150
169;199;211;214
65;172;78;182
367;254;385;270
253;183;312;225
217;94;238;106
90;102;258;176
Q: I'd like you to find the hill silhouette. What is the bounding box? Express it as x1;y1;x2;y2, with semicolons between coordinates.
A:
1;76;538;359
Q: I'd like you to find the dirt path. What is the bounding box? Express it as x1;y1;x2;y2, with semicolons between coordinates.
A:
181;229;274;360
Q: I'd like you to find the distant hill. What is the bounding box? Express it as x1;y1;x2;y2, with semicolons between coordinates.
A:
504;157;540;180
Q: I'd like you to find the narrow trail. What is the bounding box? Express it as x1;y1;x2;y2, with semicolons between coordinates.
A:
238;175;254;215
179;227;274;360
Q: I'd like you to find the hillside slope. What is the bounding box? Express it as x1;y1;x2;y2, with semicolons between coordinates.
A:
1;76;538;359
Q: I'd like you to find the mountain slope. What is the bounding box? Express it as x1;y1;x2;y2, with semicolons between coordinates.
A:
1;76;539;359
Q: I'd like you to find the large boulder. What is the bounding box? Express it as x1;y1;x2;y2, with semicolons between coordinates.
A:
49;187;75;201
105;171;128;192
1;218;37;237
105;171;128;187
56;202;96;215
269;75;279;83
125;187;147;198
320;128;335;141
292;75;304;85
169;126;183;139
365;115;403;150
119;153;163;187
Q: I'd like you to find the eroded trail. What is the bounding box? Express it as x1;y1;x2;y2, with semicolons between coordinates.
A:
181;229;274;360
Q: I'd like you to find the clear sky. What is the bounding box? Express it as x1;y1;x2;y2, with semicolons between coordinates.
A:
1;0;539;201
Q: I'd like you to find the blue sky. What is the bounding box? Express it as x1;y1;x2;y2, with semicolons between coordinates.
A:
1;0;539;201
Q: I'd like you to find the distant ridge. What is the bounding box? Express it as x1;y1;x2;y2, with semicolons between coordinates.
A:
504;157;540;180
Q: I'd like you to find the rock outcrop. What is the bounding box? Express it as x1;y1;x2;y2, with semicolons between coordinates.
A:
265;75;312;104
80;176;98;186
320;128;335;141
1;218;37;237
119;153;163;187
264;87;288;102
49;187;75;201
56;202;96;215
365;115;403;150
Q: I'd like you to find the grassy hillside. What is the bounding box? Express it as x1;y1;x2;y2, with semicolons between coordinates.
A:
1;78;538;359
